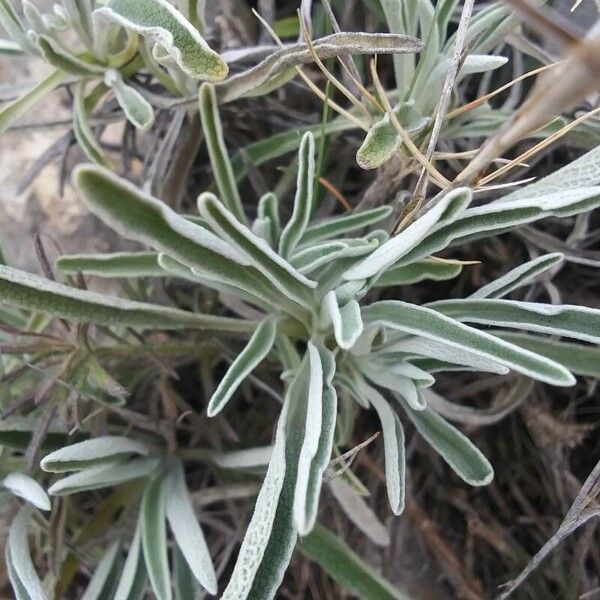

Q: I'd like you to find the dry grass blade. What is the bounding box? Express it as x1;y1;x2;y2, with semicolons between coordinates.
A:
457;1;600;184
413;0;475;202
370;60;451;191
498;457;600;598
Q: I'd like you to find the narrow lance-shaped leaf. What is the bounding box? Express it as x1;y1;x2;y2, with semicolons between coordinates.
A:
0;264;256;333
48;458;162;495
0;69;66;136
300;524;410;600
37;34;105;76
0;0;37;54
7;506;47;600
56;252;164;278
374;259;462;286
279;132;316;258
73;83;113;168
363;301;575;386
397;395;494;486
379;336;509;375
93;0;228;81
292;343;323;535
298;344;338;535
105;69;155;131
221;397;289;599
217;32;423;103
199;83;246;224
208;317;277;416
73;165;301;312
41;436;151;473
165;462;217;594
114;520;147;600
0;39;23;55
2;473;51;511
500;144;600;203
428;299;600;344
81;539;121;600
344;187;472;281
258;192;280;247
322;291;363;350
469;253;564;299
357;379;405;515
301;205;392;245
141;469;171;600
400;187;600;266
496;332;600;379
198;192;317;306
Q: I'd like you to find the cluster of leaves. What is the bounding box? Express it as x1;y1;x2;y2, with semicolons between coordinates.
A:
0;0;600;599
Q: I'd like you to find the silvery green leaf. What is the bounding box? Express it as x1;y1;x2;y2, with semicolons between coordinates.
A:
356;380;405;515
165;462;217;594
397;397;494;486
0;69;65;135
322;291;363;350
0;39;23;55
258;193;280;247
93;0;228;81
62;0;94;49
23;2;50;36
73;83;112;168
207;317;277;417
301;205;392;245
6;543;31;600
158;254;276;315
279;132;316;259
74;165;257;273
299;524;409;600
211;446;272;469
428;299;600;344
56;252;164;278
105;70;155;131
81;539;121;600
141;470;171;600
500;145;600;203
2;473;51;511
421;55;508;111
199;83;246;224
36;34;104;76
173;545;197;600
295;344;337;535
496;332;600;379
356;103;429;170
344;187;472;281
114;520;147;600
361;355;435;388
380;336;509;375
0;0;37;54
48;457;161;495
290;241;348;274
292;343;324;535
41;436;151;473
217;32;422;103
469;253;564;299
198;192;317;306
328;477;390;547
7;506;46;600
374;259;462;286
0;264;255;333
363;301;575;386
401;187;600;265
221;395;289;599
359;360;425;410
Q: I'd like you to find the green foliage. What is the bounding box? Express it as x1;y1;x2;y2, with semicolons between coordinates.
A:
0;2;599;599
